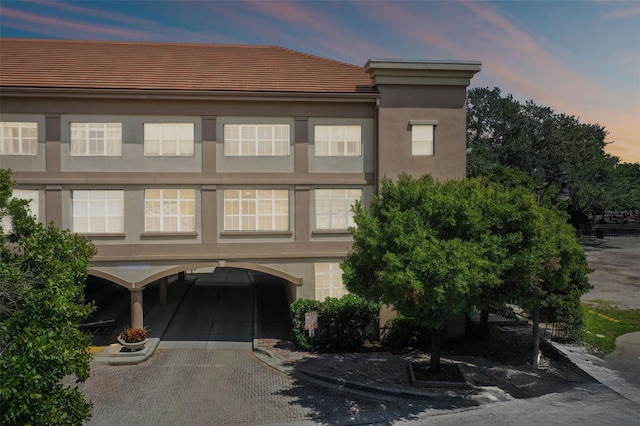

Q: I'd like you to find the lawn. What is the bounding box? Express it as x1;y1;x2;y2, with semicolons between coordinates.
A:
582;301;640;354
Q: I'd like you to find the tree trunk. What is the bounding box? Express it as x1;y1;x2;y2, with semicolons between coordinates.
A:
430;330;442;374
479;309;490;337
532;304;540;368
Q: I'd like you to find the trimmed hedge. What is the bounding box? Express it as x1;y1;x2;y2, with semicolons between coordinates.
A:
290;294;380;352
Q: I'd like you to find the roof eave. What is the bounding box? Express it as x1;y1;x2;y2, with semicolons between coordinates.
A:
0;86;379;103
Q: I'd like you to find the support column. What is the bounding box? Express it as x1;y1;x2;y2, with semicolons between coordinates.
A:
159;277;168;306
130;289;144;329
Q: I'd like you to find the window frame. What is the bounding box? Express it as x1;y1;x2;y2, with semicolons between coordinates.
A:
70;122;122;156
144;189;196;233
72;190;124;234
314;125;362;157
314;188;362;231
0;121;38;155
143;123;195;156
410;121;437;156
223;189;289;231
223;124;290;157
315;263;348;300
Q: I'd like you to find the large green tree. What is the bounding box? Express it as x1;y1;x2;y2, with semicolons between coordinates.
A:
342;173;591;370
342;175;537;371
466;87;634;220
0;169;96;425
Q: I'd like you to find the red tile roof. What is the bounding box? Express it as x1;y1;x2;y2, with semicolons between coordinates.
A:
0;38;374;94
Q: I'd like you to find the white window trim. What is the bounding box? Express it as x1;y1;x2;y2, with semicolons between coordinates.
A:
315;263;348;300
314;125;362;157
223;189;289;231
144;123;195;156
315;188;362;230
410;120;437;157
224;124;290;156
72;190;124;234
144;189;196;233
0;122;38;155
70;123;122;156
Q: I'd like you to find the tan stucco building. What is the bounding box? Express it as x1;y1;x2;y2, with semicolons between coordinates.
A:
0;39;480;329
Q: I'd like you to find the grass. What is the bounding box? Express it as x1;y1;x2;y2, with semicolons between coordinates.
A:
582;302;640;354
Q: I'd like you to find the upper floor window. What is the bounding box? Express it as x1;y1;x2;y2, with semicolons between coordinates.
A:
315;263;348;300
70;123;122;156
1;189;39;233
315;189;362;230
0;122;37;155
72;190;124;233
224;124;289;156
144;123;194;156
411;123;435;156
314;125;361;157
223;189;289;231
145;189;195;232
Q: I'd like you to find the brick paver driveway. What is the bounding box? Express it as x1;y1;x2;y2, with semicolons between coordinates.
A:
79;349;393;425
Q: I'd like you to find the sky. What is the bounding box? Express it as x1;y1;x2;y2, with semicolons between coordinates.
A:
1;0;638;163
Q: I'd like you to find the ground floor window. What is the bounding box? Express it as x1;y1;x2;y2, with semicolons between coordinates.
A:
315;262;348;300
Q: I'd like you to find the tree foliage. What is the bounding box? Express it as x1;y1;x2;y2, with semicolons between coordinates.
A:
342;174;591;369
467;87;638;217
1;169;96;425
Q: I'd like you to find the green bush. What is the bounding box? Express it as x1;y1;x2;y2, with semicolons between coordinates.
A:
381;316;426;348
290;295;379;352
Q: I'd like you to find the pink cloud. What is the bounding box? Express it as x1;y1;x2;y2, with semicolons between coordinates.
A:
0;7;151;39
235;1;397;64
603;5;640;19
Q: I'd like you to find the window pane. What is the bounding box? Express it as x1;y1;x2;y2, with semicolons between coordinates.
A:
71;123;122;156
1;122;38;155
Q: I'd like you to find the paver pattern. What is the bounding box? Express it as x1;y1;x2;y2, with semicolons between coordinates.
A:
79;349;390;425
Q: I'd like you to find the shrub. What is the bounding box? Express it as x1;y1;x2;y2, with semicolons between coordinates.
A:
290;295;379;352
381;316;426;348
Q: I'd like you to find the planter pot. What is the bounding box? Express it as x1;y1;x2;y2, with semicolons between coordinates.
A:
117;336;148;352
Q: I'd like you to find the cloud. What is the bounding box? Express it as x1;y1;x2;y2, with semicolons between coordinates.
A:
0;3;231;43
231;1;398;64
603;4;640;19
0;6;152;39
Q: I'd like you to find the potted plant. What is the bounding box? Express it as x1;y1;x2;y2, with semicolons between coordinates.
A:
117;326;149;352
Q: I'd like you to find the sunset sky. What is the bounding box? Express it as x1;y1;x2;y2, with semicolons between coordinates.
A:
1;0;638;163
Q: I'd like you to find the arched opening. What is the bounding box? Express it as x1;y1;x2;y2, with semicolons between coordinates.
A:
160;267;293;348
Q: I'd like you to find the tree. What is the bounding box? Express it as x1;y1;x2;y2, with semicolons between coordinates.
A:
342;173;591;371
0;169;97;425
466;87;626;222
342;174;537;372
519;205;591;366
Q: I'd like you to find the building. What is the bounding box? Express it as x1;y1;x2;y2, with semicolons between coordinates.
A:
0;38;480;330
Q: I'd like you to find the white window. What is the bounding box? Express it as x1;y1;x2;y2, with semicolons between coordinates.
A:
145;189;195;232
144;123;194;156
223;189;289;231
1;122;37;155
315;189;362;230
224;124;289;156
314;125;361;157
72;190;124;233
1;189;39;233
412;124;434;156
315;263;348;300
70;123;122;156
